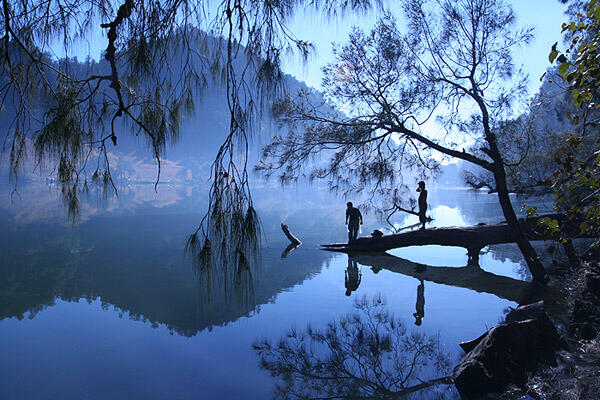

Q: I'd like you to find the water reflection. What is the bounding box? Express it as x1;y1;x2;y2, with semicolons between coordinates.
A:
254;295;456;399
0;211;333;335
345;258;362;296
352;253;556;305
281;242;301;259
414;280;425;326
194;255;257;322
0;140;558;398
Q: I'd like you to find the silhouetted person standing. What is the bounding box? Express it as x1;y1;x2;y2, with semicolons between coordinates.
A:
417;181;427;230
345;202;363;242
413;279;425;326
345;258;362;296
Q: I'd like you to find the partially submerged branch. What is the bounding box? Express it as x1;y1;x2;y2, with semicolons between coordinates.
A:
281;223;302;246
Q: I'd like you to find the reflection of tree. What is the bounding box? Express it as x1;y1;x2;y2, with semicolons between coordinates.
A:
254;296;454;400
486;242;561;282
194;253;257;319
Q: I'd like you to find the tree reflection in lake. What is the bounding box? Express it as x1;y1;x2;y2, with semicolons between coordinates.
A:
254;296;455;400
194;250;257;317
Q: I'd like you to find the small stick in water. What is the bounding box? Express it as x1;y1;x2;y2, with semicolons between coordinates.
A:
281;223;302;246
281;224;302;259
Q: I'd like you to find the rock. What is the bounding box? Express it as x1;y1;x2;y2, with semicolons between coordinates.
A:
505;301;544;324
586;271;600;298
459;331;487;353
460;302;552;355
572;300;595;323
580;322;597;340
453;313;562;399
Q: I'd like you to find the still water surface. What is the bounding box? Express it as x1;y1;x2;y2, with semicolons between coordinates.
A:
0;186;548;399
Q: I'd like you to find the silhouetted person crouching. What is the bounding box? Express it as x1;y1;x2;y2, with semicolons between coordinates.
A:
417;181;427;230
345;202;363;243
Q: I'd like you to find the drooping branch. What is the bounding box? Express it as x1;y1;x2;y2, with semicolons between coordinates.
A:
100;0;134;116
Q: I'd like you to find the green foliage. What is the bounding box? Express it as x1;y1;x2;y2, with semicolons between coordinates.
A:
545;0;600;245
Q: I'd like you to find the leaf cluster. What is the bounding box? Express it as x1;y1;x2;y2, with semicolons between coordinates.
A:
544;0;600;245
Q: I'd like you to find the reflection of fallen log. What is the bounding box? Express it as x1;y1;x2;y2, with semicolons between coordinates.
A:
281;243;300;259
322;214;577;265
351;253;558;304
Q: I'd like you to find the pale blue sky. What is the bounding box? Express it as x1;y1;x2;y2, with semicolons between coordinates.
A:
63;1;568;98
282;0;568;96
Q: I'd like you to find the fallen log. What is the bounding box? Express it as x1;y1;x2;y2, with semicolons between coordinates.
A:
322;214;581;264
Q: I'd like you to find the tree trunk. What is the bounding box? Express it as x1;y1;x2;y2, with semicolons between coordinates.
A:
473;87;548;283
562;239;579;268
493;165;548;282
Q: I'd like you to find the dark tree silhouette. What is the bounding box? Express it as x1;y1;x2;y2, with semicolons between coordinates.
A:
258;0;549;281
253;295;454;400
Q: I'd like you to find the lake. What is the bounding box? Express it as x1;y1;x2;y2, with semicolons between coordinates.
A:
0;184;554;399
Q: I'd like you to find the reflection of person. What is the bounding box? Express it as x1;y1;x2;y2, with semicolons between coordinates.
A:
413;279;425;326
345;258;362;296
345;202;363;242
416;181;428;230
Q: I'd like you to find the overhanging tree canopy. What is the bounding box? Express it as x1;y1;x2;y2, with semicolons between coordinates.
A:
0;0;378;270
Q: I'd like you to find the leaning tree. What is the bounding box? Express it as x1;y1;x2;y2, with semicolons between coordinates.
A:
257;0;549;281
